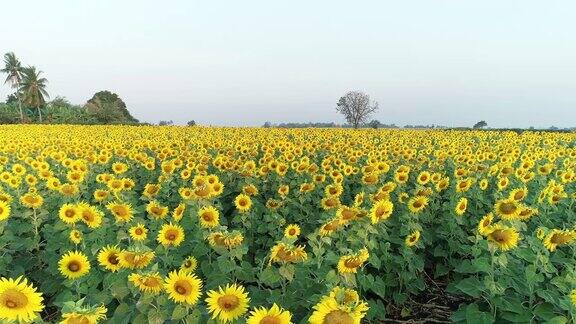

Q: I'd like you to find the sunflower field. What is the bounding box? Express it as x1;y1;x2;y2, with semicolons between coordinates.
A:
0;125;576;323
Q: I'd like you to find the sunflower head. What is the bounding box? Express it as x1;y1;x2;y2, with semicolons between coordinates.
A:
0;276;44;322
206;283;251;323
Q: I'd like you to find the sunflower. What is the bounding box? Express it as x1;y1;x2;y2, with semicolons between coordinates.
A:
246;303;292;324
407;196;428;214
146;200;169;219
78;203;103;229
118;250;155;269
106;202;134;223
535;227;546;240
128;272;164;295
417;171;431;185
370;200;393;224
198;206;220;229
93;189;109;202
479;178;488;190
309;287;369;324
455;197;467;216
284;224;301;239
320;197;340;210
337;248;369;274
69;229;83;244
206;283;250;323
142;183;160;199
278;184;289;197
509;187;528;202
97;245;122;272
172;203;186;222
570;289;576;307
59;203;80;224
319;218;342;237
234;194;252;213
477;213;494;236
0;276;44;322
543;229;575;252
180;256;198;273
486;225;520;251
269;242;308;264
405;230;421;247
20;192;43;209
157;223;185;247
0;200;10;221
243;184;259;196
61;305;107;324
59;251;91;280
129;223;148;241
208;231;244;249
164;270;203;305
494;198;521;220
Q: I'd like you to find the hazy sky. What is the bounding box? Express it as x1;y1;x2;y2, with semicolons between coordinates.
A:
2;0;575;127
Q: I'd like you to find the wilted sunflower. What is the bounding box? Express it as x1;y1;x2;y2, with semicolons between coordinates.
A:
106;202;134;223
284;224;301;239
543;229;575;252
198;206;220;228
206;283;250;323
128;272;164;295
309;287;369;324
61;305;107;324
157;223;185;247
164;270;203;305
129;223;148;241
370;200;393;224
408;196;428;214
0;200;11;221
97;245;122;272
234;194;252;213
486;225;520;251
0;276;44;322
246;303;292;324
269;242;307;264
208;231;244;249
455;197;468;216
180;256;198;273
337;248;369;274
59;251;91;280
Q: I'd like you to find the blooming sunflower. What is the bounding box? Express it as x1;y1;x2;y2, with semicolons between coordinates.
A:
543;229;575;252
455;197;468;216
129;223;148;241
59;251;91;280
337;248;369;274
97;245;122;272
494;198;521;220
20;192;43;209
405;230;421;247
0;276;44;322
234;194;252;213
78;203;103;229
146;200;169;219
157;223;185;247
486;225;520;251
198;206;220;228
172;203;186;222
69;229;83;245
128;272;164;295
106;202;134;223
61;305;107;324
509;187;528;201
309;287;369;324
246;303;292;324
164;270;203;305
206;283;250;323
59;203;80;224
180;256;198;273
370;200;393;224
284;224;301;239
269;242;308;264
118;250;155;269
0;200;10;221
408;196;428;214
477;213;494;236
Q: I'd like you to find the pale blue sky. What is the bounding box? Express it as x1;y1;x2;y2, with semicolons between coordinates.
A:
2;0;575;127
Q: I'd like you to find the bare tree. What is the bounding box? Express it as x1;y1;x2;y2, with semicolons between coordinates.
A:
336;91;379;128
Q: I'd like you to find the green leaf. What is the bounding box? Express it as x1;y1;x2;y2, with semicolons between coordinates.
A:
453;277;483;298
172;305;188;320
534;303;555;321
279;264;295;281
545;316;568;324
465;303;494;324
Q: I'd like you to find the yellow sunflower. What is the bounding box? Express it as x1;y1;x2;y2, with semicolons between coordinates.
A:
494;198;521;220
455;197;468;216
78;203;103;229
106;202;134;223
0;276;44;322
69;229;82;245
246;303;292;324
129;223;148;241
58;251;91;280
20;192;44;209
486;225;520;251
157;223;185;247
337;248;369;274
97;245;122;272
405;230;421;247
59;203;80;224
146;200;168;219
118;250;155;269
477;213;494;236
234;194;252;213
61;305;107;324
284;224;301;239
172;203;186;222
407;196;428;214
543;229;575;252
206;283;250;323
180;256;198;273
198;205;220;229
128;272;164;295
164;270;203;305
0;200;11;221
309;287;369;324
370;200;394;224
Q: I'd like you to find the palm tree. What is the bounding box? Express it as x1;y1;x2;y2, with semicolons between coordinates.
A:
20;66;49;122
0;52;24;121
